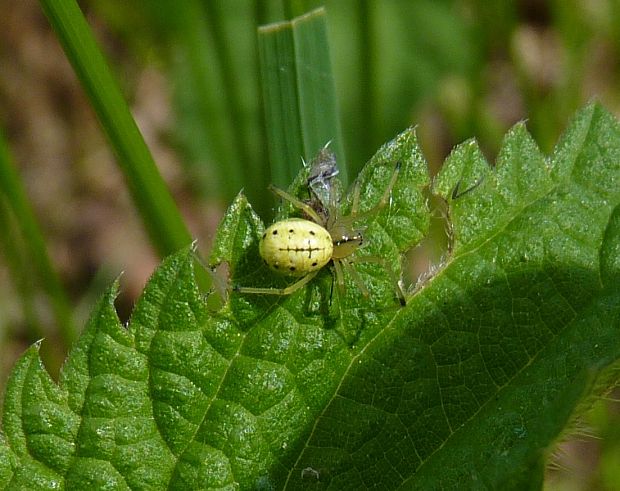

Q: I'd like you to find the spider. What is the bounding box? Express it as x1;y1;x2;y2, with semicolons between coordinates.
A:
233;149;406;306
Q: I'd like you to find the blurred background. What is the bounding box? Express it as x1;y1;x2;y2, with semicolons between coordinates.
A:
0;1;619;488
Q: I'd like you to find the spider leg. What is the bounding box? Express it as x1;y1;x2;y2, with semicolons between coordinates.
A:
268;185;322;223
192;251;229;301
351;177;362;216
348;255;406;306
451;176;484;200
433;196;455;255
435;176;483;255
328;266;335;306
351;161;401;220
332;259;346;296
340;258;369;297
233;270;320;296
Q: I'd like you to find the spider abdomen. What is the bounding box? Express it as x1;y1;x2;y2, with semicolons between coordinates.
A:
259;218;333;277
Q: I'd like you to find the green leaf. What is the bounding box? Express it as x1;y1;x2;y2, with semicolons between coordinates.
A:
1;104;620;489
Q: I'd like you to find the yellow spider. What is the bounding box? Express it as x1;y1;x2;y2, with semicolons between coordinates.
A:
234;149;406;306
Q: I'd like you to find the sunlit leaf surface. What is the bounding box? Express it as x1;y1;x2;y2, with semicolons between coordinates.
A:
1;104;619;490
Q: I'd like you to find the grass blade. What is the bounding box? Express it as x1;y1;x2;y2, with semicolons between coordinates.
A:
37;0;192;256
0;130;76;344
0;197;43;341
258;7;347;190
